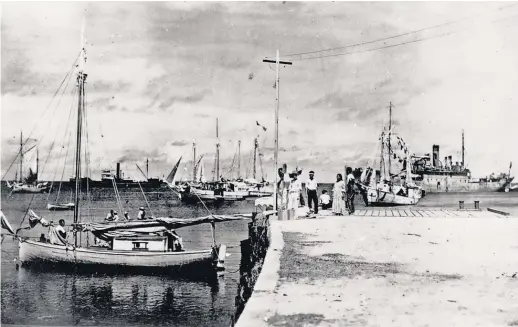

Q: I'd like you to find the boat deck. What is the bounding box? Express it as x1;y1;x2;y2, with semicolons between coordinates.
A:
353;208;508;218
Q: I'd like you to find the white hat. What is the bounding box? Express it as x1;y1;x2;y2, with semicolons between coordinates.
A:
139;207;144;210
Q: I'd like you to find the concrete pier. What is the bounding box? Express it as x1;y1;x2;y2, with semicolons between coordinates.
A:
235;210;518;327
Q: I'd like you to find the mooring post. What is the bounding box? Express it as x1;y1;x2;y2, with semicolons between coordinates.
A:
459;201;464;210
474;201;480;210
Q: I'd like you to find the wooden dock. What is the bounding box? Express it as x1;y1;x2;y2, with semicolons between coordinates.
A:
353;208;511;218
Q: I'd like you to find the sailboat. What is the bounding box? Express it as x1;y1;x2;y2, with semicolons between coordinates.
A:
6;136;50;193
362;102;423;206
179;119;247;203
2;22;248;273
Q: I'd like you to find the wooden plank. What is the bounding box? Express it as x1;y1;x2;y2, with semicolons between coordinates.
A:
415;210;424;217
396;209;403;217
441;209;453;217
376;210;381;217
365;210;373;216
487;208;510;216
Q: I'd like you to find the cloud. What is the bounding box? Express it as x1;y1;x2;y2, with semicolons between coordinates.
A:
170;140;189;147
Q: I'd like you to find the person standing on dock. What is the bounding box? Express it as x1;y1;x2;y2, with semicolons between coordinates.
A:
287;170;302;218
346;167;356;214
332;174;346;215
306;170;318;214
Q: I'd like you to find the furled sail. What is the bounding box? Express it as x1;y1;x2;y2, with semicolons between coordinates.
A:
76;214;251;241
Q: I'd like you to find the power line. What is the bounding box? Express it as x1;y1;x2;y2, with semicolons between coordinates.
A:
290;12;518;61
270;2;518;60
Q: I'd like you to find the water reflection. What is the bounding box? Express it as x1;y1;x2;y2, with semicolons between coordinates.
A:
6;266;225;326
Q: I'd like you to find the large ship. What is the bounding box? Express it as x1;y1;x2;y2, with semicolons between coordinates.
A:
411;131;514;193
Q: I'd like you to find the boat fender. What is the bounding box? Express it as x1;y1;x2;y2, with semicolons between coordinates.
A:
216;244;227;271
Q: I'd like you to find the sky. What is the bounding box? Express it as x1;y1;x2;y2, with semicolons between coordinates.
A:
1;1;518;182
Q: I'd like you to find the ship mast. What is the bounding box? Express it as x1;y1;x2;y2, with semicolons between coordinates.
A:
19;131;23;183
253;137;258;179
215;118;220;181
73;19;87;247
237;140;241;180
36;147;39;183
192;140;196;182
461;129;465;168
388;102;392;187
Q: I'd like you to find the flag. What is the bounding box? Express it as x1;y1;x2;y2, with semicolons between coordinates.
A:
510;162;513;169
256;121;267;132
1;211;15;235
28;210;50;229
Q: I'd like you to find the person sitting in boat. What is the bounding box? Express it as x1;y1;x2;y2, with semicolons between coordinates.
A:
105;210;115;221
124;212;130;220
165;229;183;251
137;207;146;220
55;219;67;240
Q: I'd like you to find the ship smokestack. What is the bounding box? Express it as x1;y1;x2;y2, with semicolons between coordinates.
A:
432;145;440;168
444;157;448;169
116;163;121;180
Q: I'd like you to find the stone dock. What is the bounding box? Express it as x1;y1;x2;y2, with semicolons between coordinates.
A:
235;208;518;327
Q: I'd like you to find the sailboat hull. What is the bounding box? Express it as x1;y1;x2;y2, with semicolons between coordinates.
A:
367;187;421;206
19;239;215;271
9;184;50;193
47;203;75;211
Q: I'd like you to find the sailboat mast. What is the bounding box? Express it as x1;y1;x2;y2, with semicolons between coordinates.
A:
253;138;258;179
36;148;39;182
20;131;23;182
388;102;392;184
216;118;220;181
146;158;149;179
74;20;87;246
193;141;197;182
237;140;241;179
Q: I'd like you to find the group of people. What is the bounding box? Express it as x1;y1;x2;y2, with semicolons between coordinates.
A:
105;207;147;222
280;167;366;216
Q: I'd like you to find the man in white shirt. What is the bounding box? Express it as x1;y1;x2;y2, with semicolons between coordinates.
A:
306;170;318;214
319;190;331;210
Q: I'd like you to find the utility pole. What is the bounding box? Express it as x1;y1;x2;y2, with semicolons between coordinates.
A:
262;51;292;214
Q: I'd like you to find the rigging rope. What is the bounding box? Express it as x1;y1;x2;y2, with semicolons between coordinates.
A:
137;180;154;217
1;54;80;182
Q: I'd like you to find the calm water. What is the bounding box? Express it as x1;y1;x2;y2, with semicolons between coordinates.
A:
2;186;517;326
1;187;255;326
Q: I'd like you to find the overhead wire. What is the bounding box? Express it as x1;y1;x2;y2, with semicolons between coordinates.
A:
290;12;518;61
268;2;518;61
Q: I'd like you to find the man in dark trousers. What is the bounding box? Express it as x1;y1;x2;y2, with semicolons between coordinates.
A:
305;170;318;214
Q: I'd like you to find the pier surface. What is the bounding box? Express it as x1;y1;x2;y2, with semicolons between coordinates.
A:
236;210;518;327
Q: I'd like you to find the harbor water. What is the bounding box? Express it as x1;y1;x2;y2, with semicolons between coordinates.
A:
1;187;255;326
1;186;517;326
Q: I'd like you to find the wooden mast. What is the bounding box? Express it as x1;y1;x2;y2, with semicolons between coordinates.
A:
388;102;392;189
253;137;258;179
20;131;23;182
73;19;87;247
237;140;241;180
193;140;196;182
216;118;220;181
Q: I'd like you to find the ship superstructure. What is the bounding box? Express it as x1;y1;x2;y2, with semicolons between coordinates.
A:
411;131;513;193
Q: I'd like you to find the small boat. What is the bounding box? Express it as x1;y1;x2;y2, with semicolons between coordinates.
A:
13;211;248;272
6;138;50;194
47;203;75;211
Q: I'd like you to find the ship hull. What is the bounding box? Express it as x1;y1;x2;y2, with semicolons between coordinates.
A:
415;175;514;193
